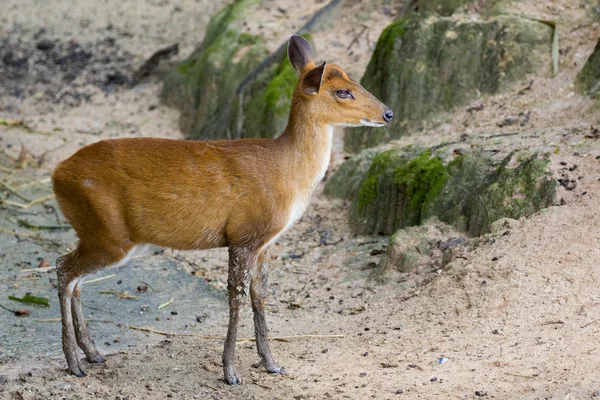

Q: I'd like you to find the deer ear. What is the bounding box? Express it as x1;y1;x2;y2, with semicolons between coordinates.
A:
302;62;327;95
288;34;314;72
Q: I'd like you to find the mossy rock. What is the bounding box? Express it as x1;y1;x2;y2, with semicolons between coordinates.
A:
162;0;268;139
240;36;315;139
324;147;385;199
417;0;474;16
345;12;553;152
467;151;556;236
575;37;600;99
417;0;512;16
337;145;556;236
162;0;323;141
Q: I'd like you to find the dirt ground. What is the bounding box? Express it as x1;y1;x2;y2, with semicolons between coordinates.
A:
1;0;600;399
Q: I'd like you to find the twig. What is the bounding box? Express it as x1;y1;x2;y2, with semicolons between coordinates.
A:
19;266;56;273
357;240;379;246
504;372;536;379
128;326;346;342
541;320;564;326
83;274;117;285
37;141;72;166
483;132;519;140
1;194;56;209
0;165;15;174
0;303;16;313
0;181;31;202
581;320;599;329
430;136;468;151
36;318;114;323
15;177;51;190
347;25;368;51
253;381;273;390
100;290;137;300
158;297;174;310
18;219;70;230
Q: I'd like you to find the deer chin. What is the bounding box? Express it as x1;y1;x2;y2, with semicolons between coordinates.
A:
360;119;386;127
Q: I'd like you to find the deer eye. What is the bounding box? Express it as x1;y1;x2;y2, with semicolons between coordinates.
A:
336;90;353;99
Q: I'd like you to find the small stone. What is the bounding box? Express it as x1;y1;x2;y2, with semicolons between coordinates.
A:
492;329;500;334
430;377;437;382
362;352;369;357
36;39;55;51
196;313;208;323
492;256;498;261
395;388;404;394
137;284;148;292
170;311;178;315
55;382;71;390
322;348;329;354
475;391;487;397
359;372;367;377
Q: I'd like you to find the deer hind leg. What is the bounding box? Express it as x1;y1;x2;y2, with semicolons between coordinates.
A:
71;279;104;363
57;243;130;376
250;250;283;374
222;245;258;385
57;252;87;377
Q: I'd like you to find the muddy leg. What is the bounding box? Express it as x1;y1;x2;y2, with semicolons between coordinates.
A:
250;252;282;374
72;280;104;363
222;246;255;385
57;260;86;377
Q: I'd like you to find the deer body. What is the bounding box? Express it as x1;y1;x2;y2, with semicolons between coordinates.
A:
53;35;392;384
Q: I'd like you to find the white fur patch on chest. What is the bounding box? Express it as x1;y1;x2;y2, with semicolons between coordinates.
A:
260;125;334;253
313;125;334;187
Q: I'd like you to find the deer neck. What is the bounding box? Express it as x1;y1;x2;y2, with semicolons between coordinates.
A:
277;101;333;194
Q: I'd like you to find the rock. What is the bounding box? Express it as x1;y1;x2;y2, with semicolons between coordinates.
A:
467;151;556;236
575;37;600;99
35;39;55;51
161;0;268;138
417;0;473;16
324;146;387;199
55;382;72;390
240;44;305;139
417;0;512;16
330;145;556;236
379;221;460;275
345;13;553;152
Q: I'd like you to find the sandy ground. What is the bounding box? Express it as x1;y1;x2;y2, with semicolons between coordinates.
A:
1;0;600;399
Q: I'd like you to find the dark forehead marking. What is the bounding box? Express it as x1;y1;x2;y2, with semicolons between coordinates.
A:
327;67;345;80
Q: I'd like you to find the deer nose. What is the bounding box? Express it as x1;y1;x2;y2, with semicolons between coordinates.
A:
383;109;393;123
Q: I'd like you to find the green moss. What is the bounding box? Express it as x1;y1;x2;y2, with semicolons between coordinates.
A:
394;151;448;225
576;37;600;98
348;146;556;236
203;0;260;48
324;147;382;199
468;152;556;235
240;34;313;139
356;149;407;212
162;0;268;138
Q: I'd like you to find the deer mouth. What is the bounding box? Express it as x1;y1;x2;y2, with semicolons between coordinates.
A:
360;118;386;127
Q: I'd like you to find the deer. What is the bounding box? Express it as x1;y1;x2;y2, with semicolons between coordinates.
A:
52;34;393;385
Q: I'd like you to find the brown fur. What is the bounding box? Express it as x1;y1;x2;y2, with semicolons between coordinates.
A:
52;35;391;384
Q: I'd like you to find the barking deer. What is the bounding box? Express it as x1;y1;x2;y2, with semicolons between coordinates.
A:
52;35;392;384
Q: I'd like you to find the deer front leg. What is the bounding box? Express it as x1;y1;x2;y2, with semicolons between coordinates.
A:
222;246;254;385
250;252;283;374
